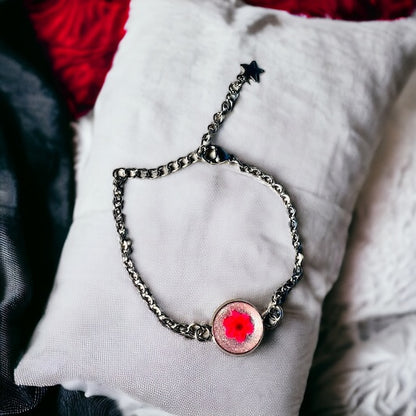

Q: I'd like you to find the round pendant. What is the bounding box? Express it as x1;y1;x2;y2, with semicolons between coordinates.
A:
212;300;264;355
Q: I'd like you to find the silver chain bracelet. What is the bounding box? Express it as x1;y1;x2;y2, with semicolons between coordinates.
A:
112;62;304;355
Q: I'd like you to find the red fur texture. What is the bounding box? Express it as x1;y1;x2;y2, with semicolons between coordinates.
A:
25;0;415;118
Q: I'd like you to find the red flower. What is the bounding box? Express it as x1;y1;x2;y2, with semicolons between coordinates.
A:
223;310;254;343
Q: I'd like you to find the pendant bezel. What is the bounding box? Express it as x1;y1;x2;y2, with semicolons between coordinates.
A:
211;299;264;356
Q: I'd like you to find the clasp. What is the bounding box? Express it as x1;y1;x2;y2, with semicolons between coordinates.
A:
201;145;234;165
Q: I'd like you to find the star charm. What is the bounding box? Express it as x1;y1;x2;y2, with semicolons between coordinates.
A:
240;61;264;83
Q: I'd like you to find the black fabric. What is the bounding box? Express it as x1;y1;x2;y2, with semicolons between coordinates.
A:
0;2;121;415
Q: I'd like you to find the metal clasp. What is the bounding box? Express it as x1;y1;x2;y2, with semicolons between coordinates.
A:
261;305;284;330
201;145;234;165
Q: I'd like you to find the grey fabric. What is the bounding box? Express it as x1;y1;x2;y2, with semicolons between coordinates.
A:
0;2;121;415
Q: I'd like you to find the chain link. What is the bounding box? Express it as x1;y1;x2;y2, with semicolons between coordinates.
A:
113;150;304;340
112;64;304;341
112;152;212;341
200;75;246;147
233;159;304;329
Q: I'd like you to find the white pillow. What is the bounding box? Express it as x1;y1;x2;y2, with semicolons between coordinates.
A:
15;1;416;415
303;69;416;415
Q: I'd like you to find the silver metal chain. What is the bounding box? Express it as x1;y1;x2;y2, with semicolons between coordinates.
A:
200;73;246;147
112;63;304;341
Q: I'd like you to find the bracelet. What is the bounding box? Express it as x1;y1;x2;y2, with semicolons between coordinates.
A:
112;62;304;355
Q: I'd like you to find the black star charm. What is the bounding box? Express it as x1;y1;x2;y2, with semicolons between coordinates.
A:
240;61;264;83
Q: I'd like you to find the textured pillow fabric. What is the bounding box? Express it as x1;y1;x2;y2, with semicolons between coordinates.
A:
14;0;416;415
302;69;416;416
